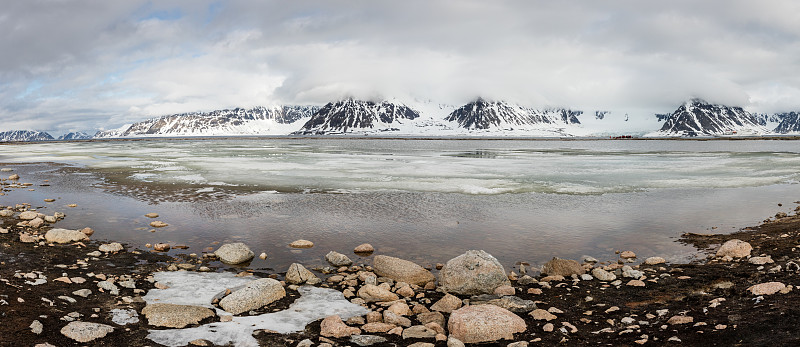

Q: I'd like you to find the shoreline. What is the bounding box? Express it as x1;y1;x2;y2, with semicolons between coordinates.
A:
2;174;800;346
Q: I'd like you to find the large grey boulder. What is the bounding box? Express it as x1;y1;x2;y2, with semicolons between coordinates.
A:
448;305;526;343
219;278;285;315
372;255;434;286
214;243;255;264
326;251;353;267
60;321;114;343
285;263;321;285
542;257;585;276
438;250;510;295
141;303;214;328
45;228;89;243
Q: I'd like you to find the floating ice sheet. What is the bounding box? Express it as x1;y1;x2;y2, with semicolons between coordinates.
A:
146;284;369;347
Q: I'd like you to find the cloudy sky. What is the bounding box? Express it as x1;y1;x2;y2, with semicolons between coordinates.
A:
2;0;800;134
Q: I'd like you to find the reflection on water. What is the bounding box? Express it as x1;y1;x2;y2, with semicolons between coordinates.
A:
1;139;799;271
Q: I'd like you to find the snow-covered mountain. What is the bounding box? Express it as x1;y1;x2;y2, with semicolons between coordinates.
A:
294;99;421;135
0;130;54;142
648;99;769;136
774;112;800;134
445;99;582;131
96;106;318;138
57;132;92;140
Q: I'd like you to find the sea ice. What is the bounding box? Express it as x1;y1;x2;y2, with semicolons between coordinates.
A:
143;272;369;347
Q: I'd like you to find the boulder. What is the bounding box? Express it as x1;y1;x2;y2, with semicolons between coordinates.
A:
438;250;510;295
448;305;526;343
350;334;388;346
289;239;314;248
326;251;353;267
141;303;215;328
373;255;434;286
361;322;396;333
591;268;616;281
28;217;44;228
45;229;88;244
60;321;114;343
357;284;399;303
219;278;285;315
430;293;462;313
402;325;437;339
215;243;255;265
748;282;786;295
320;315;360;338
716;239;752;258
285;263;320;285
19;211;38;220
98;243;124;253
542;257;585;277
354;243;375;254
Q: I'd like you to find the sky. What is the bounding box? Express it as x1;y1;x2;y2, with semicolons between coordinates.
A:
2;0;800;135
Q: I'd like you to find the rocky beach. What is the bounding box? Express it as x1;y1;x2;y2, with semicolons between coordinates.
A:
2;171;800;347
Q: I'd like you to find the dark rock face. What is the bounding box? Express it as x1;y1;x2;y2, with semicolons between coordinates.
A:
96;106;318;138
295;99;420;134
0;130;54;142
657;99;765;136
445;99;581;130
774;112;800;133
57;132;92;140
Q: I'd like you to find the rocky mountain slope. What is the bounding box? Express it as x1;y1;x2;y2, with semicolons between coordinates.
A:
445;99;582;131
773;112;800;134
57;132;92;140
0;130;54;142
294;99;421;135
95;106;318;138
650;99;769;136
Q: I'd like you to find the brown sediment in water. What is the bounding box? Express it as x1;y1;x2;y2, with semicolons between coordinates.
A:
2;175;800;346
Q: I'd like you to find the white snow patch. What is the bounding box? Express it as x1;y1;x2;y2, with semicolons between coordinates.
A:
146;284;368;347
110;308;139;325
143;272;253;308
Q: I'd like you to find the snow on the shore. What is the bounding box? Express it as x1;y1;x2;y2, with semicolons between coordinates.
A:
143;272;369;347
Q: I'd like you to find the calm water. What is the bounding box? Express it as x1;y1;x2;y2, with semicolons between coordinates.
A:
1;138;799;271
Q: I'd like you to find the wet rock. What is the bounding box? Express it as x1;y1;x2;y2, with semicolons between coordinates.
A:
60;321;114;343
80;227;94;236
542;257;585;277
620;251;636;259
320;315;360;338
357;284;399;302
354;243;375;254
214;243;255;265
626;280;645;287
438;250;510;295
98;243;123;253
384;311;411;327
373;255;434;286
402;325;437;339
28;217;44;228
141;303;214;328
19;211;38;220
749;256;774;265
748;282;786;295
145;213;159;218
285;263;321;285
153;243;171;252
45;228;88;243
644;256;666;265
219;278;285;315
326;251;353;267
149;221;168;228
44;215;57;223
362;322;396;333
289;239;314;248
431;293;462;313
716;239;752;258
448;305;526;343
20;233;37;243
30;320;43;334
8;174;19;180
667;316;693;325
259;252;268;260
350;334;388;346
622;266;643;278
530;309;557;321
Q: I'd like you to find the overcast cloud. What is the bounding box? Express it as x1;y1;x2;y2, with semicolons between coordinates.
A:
2;0;800;134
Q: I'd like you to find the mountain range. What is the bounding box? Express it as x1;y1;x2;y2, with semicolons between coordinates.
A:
4;99;800;142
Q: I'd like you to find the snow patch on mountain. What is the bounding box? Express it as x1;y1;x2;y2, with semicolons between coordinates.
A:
647;99;770;137
774;112;800;134
57;132;92;140
0;130;54;142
